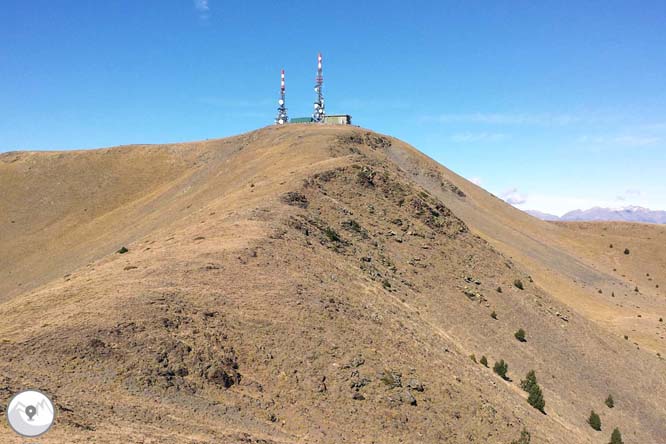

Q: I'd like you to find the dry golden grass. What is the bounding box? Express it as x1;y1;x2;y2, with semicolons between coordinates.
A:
1;125;664;443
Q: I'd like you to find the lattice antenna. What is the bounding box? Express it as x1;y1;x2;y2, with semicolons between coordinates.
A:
275;69;288;125
312;53;325;122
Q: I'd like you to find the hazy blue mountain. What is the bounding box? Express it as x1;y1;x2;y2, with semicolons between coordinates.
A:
526;206;666;224
525;210;561;221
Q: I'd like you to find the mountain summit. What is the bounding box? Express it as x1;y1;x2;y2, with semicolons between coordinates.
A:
1;125;665;443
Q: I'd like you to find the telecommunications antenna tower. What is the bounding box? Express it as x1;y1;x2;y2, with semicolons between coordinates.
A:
312;53;325;122
275;69;288;125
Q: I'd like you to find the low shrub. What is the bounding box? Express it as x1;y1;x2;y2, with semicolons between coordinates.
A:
588;410;601;431
493;359;508;380
511;429;531;444
515;328;526;342
605;394;614;408
324;227;341;242
610;428;623;444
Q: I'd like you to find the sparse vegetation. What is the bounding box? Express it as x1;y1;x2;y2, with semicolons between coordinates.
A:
357;167;375;187
588;410;602;431
527;382;546;413
520;370;537;392
324;227;341;242
493;359;508;380
511;428;531;444
480;356;488;367
609;428;623;444
515;328;526;342
281;191;308;208
496;286;503;293
605;394;614;408
521;370;545;412
491;311;498;319
380;370;401;388
342;219;363;233
514;279;524;290
382;279;391;289
624;248;630;255
117;246;128;254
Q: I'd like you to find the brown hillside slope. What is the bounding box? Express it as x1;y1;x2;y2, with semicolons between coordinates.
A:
0;125;664;443
382;142;666;357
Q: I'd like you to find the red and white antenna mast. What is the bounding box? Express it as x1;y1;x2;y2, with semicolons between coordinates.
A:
312;52;325;122
275;69;288;125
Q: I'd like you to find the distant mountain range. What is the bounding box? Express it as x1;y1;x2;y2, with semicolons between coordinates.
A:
526;206;666;224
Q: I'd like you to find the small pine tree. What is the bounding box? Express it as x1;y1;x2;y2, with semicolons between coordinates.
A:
527;383;545;413
493;359;508;380
609;428;623;444
520;370;538;393
470;354;477;363
480;355;488;367
515;328;526;342
605;394;614;408
588;410;602;431
511;428;531;444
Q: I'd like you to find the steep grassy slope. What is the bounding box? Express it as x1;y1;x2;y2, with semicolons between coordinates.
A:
1;125;664;443
381;140;666;357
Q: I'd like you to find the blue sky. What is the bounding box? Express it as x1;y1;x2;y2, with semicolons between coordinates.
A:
2;1;665;215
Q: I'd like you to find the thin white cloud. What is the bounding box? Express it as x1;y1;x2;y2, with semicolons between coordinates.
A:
422;112;595;126
194;0;209;11
615;136;660;146
194;0;210;20
450;132;508;142
578;135;661;147
501;187;527;205
616;188;643;202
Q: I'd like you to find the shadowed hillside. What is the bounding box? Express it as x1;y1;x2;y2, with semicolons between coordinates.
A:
1;125;665;443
